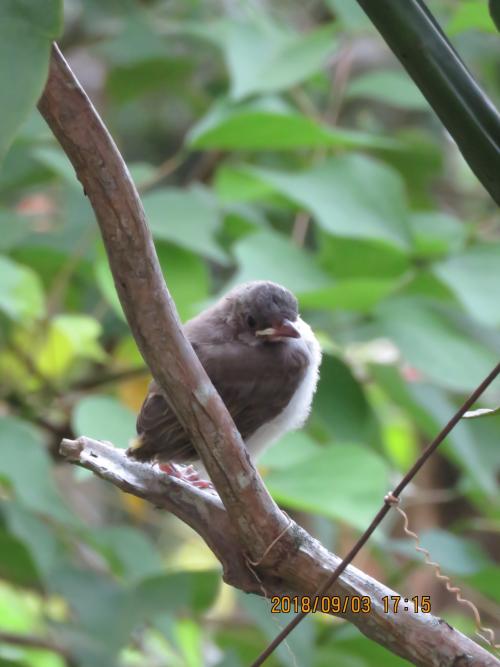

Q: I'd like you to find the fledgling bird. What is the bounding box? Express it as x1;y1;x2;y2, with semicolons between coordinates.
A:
127;281;321;482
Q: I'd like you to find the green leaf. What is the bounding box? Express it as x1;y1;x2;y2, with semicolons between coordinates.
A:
216;21;337;99
312;355;380;445
0;255;44;322
371;364;498;495
188;99;398;151
239;593;314;667
0;210;33;250
156;243;211;321
0;417;71;523
214;165;276;203
32;145;79;187
143;186;227;264
72;395;136;449
319;235;410;279
347;70;429;110
267;444;389;530
260;431;322;470
300;278;397;312
250;155;410;248
95;241;210;322
465;565;500;602
3;502;60;580
226;229;330;296
410;211;468;257
448;0;498;34
326;0;373;31
391;529;491;575
174;618;203;667
0;0;62;161
317;633;413;667
490;0;500;31
107;57;193;103
35;314;105;379
48;566;128;664
91;526;163;583
132;570;219;619
0;528;41;588
97;14;168;65
374;298;499;392
434;243;500;326
413;384;498;499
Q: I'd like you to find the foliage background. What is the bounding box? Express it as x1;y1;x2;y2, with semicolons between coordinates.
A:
0;1;499;666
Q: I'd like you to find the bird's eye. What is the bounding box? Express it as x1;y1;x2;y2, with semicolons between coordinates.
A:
247;315;256;328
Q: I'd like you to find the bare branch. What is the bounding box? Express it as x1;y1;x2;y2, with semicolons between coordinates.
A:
61;437;500;667
60;437;256;589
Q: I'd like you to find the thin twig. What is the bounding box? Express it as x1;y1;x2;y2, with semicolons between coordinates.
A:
250;362;500;666
394;504;499;650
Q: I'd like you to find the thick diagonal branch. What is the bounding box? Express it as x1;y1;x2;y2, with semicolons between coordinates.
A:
37;44;289;562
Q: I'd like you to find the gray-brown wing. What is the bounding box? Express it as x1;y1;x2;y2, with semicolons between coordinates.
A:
131;340;306;463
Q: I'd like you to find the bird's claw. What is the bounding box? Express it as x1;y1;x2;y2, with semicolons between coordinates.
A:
158;462;215;492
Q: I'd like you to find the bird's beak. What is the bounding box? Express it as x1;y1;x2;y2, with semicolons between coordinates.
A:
256;318;300;340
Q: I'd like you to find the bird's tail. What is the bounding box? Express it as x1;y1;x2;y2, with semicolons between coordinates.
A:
126;434;153;461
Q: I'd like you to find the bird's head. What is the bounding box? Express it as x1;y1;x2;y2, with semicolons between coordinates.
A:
225;281;300;344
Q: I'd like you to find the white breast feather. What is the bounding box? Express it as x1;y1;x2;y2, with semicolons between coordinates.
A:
246;317;322;458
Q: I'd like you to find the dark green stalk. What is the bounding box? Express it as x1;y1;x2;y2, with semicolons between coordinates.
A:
356;0;500;205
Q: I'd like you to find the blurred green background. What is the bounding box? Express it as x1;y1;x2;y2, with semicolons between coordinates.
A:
0;1;499;666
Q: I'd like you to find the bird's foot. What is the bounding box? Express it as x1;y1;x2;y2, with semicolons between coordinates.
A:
158;462;215;491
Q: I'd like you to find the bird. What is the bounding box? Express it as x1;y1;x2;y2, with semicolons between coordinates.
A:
127;280;322;484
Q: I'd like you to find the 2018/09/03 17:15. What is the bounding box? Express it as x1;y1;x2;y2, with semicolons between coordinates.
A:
269;595;432;614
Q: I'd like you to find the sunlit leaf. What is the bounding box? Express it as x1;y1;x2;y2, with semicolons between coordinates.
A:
35;314;105;378
448;0;498;34
188;99;398;151
0;255;44;322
